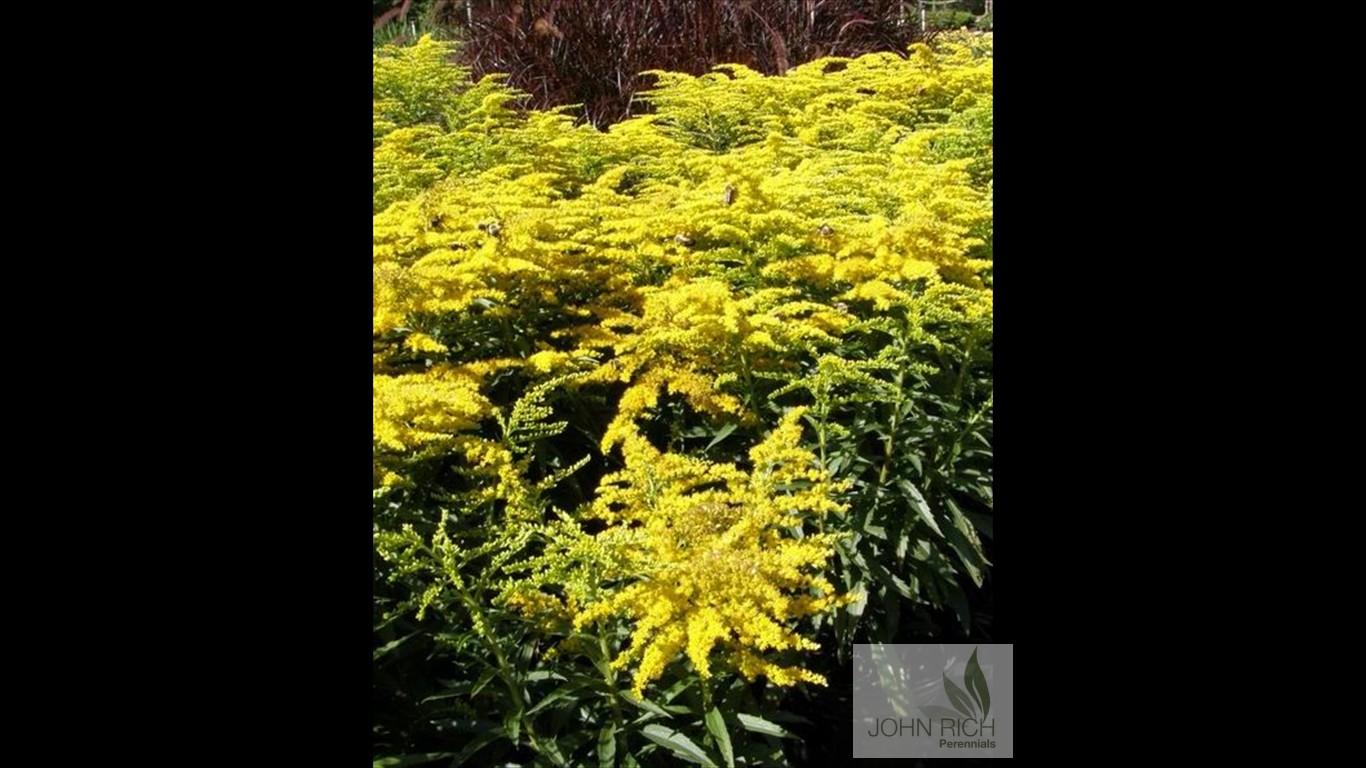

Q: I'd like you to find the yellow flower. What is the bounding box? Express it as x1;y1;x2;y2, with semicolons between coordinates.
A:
576;410;847;695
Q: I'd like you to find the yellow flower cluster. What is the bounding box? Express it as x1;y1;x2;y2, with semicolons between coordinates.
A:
576;410;847;694
372;365;490;455
593;280;849;449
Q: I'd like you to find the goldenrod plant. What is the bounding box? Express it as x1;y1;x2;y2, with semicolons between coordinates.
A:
374;32;993;767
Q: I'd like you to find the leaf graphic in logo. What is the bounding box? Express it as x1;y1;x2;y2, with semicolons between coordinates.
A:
964;647;990;720
943;672;977;719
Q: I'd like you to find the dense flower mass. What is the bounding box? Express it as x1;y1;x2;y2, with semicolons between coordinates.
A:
374;31;993;766
573;410;848;693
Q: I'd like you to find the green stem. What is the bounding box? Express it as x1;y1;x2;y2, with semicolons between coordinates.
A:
815;384;830;469
454;581;561;765
597;624;626;733
817;418;827;468
498;313;514;357
878;370;905;488
953;332;978;401
739;352;757;412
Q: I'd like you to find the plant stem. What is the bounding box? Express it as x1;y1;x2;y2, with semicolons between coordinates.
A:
878;369;905;488
739;352;757;412
953;332;977;401
597;624;626;733
454;578;562;765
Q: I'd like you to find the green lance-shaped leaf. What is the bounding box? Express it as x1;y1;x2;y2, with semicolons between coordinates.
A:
704;706;735;767
641;724;716;766
942;498;988;586
597;723;616;768
735;712;793;738
704;422;738;452
525;680;589;715
373;630;420;661
964;647;990;720
943;672;976;719
622;691;673;719
898;479;943;537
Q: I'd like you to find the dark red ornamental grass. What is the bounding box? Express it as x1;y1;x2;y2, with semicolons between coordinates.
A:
419;0;929;128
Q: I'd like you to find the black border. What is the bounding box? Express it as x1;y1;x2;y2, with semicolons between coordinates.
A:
189;1;1194;762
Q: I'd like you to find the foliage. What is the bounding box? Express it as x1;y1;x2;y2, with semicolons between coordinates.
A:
374;1;471;48
374;32;993;767
927;10;977;30
432;0;933;126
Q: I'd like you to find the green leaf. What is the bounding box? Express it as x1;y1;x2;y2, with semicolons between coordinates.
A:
736;713;792;738
372;754;454;768
943;673;976;719
564;670;615;695
888;572;915;600
662;677;696;704
942;578;972;633
846;584;868;617
526;681;588;715
470;666;498;697
538;735;568;767
622;692;672;719
905;452;923;476
942;498;988;586
704;706;735;767
964;648;990;720
640;724;715;766
704;422;739;452
963;508;993;538
598;723;617;768
373;630;420;661
418;690;467;705
897;479;943;537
